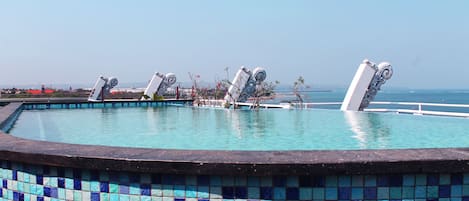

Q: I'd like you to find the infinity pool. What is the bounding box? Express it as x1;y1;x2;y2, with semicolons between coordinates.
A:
8;105;469;150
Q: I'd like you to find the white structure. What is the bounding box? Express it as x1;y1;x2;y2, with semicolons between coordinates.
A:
224;67;266;104
141;72;177;100
88;76;118;102
341;59;393;111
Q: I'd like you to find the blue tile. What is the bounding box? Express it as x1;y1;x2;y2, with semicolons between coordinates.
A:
120;185;129;194
91;171;100;181
403;174;415;186
235;187;247;199
325;187;337;200
14;192;19;201
273;176;286;187
91;192;100;201
37;196;44;201
36;175;43;185
453;174;464;185
3;179;7;188
197;199;209;201
377;175;389;187
129;174;140;183
389;175;403;187
338;176;351;187
140;184;151;196
72;169;81;179
222;187;234;199
415;186;426;198
13;170;17;180
440;185;451;198
57;168;65;177
100;182;109;193
50;187;58;198
452;185;462;197
174;199;185;201
58;178;65;188
73;179;82;190
274;187;286;200
260;187;273;200
339;187;351;200
197;176;210;186
0;187;2;197
299;176;312;187
364;187;377;199
286;187;299;200
463;197;469;201
151;174;161;184
427;174;439;185
312;176;325;187
44;187;51;197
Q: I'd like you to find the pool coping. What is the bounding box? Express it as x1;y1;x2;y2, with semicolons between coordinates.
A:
1;101;468;176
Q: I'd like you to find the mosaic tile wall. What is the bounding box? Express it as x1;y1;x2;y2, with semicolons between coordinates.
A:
2;160;469;201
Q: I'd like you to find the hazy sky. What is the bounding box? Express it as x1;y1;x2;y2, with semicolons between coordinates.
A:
1;1;468;89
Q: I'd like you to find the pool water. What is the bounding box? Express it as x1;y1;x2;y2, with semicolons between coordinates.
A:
8;106;469;150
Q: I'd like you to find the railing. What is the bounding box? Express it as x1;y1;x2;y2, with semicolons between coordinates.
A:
292;101;469;118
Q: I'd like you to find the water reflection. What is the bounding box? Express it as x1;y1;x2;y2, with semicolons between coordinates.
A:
344;111;391;149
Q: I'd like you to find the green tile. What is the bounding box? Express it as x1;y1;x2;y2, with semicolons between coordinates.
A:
299;187;312;200
130;195;140;201
287;176;299;187
440;174;451;185
151;184;162;196
462;185;469;196
109;183;119;193
81;180;91;191
210;186;223;199
351;176;364;187
325;176;337;187
364;175;376;187
390;187;402;199
260;177;272;186
100;171;110;181
427;186;438;198
312;188;325;200
100;193;109;201
120;194;130;201
110;193;119;201
73;191;82;201
186;175;197;186
130;183;140;195
377;187;389;199
235;176;247;186
415;174;426;185
197;186;209;198
58;188;65;199
248;187;260;199
351;187;363;200
90;181;100;192
402;187;415;199
222;176;234;186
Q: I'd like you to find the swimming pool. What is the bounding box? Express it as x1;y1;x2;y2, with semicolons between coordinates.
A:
8;105;469;150
1;101;468;201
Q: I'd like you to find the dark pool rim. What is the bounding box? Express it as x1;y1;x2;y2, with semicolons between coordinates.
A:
1;101;468;176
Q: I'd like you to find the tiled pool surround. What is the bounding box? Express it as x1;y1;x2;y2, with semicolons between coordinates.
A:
1;101;469;201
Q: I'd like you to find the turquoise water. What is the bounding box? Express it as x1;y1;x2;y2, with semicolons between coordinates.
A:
8;105;469;150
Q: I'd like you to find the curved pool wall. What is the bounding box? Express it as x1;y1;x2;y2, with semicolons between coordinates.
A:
0;101;469;201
